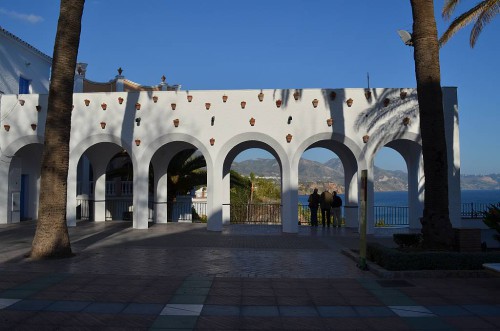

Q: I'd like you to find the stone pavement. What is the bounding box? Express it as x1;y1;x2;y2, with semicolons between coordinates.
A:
0;220;499;330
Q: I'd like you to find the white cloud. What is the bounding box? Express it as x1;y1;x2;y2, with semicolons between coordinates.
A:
0;8;44;24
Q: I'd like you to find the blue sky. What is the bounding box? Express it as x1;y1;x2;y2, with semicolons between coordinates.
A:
1;0;499;174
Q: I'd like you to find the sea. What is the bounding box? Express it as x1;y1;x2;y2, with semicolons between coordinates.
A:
298;190;500;206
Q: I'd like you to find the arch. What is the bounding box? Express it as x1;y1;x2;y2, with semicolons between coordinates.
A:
3;135;44;157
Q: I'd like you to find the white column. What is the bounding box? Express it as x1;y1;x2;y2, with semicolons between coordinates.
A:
93;162;107;223
408;151;424;229
363;162;375;235
0;157;11;224
133;164;149;229
66;155;78;227
207;164;223;231
281;165;298;233
154;169;169;224
222;169;231;225
344;166;359;228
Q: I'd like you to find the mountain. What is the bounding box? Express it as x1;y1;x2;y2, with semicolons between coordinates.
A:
231;158;500;193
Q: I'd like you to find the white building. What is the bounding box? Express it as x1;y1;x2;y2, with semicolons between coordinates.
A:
0;26;51;95
0;28;464;234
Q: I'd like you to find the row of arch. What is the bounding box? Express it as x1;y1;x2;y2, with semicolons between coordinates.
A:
2;130;425;234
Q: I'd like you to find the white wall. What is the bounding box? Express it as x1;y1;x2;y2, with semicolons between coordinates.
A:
0;28;51;95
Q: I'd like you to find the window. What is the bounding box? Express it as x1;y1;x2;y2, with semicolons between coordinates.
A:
19;77;31;94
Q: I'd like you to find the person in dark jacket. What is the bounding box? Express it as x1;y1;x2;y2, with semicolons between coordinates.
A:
331;191;343;227
308;188;320;226
319;190;333;227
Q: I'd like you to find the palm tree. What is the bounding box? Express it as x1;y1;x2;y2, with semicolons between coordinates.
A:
410;0;454;249
167;149;207;201
440;0;499;48
30;0;85;259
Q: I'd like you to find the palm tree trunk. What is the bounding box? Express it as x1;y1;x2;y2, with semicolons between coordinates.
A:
31;0;85;259
410;0;454;249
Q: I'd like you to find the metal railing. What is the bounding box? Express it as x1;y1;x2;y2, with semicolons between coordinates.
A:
76;198;93;221
229;203;281;224
374;206;408;227
461;202;500;219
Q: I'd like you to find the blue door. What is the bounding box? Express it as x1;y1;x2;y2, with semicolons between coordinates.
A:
20;175;29;220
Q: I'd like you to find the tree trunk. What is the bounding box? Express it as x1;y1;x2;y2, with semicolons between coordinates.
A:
31;0;85;259
410;0;454;249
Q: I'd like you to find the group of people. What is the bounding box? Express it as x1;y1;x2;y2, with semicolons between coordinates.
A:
307;188;342;227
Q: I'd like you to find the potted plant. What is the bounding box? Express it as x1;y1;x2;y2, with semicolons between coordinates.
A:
330;91;337;100
403;117;410;126
31;124;37;131
19;99;25;106
135;103;141;110
383;98;390;107
249;117;255;126
326;118;333;127
100;122;106;129
205;102;211;110
84;99;90;106
363;135;369;143
135;139;141;146
3;124;10;132
364;90;372;100
293;91;300;101
173;119;180;127
400;89;408;100
36;105;42;112
241;101;246;109
187;95;193;102
286;134;292;143
101;103;107;110
118;97;124;104
222;95;228;103
210;137;215;146
346;98;353;107
312;99;319;108
171;103;177;110
276;100;282;108
153;96;158;103
258;92;264;102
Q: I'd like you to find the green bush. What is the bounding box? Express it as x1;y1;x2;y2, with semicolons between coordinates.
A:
393;233;423;248
367;243;500;271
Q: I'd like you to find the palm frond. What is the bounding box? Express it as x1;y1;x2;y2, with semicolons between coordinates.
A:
470;1;500;47
442;0;461;20
439;1;488;47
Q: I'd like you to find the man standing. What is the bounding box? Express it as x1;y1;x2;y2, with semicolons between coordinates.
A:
308;188;320;226
319;190;333;227
332;191;343;227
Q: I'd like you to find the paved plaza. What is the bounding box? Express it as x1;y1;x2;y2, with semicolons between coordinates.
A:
1;221;499;330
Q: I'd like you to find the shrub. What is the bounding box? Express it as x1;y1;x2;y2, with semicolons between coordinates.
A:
367;243;500;271
483;204;500;242
393;233;423;249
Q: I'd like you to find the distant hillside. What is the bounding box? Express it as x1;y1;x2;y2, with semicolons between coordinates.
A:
231;158;500;193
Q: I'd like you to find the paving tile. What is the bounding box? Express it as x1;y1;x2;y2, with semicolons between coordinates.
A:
442;316;499;330
160;303;203;316
276;295;314;306
322;317;371;330
241;305;279;317
121;303;164;315
82;302;127;314
196;316;241;330
278;305;318;317
404;316;456;330
355;305;396;317
280;316;326;330
43;300;91;312
168;294;206;304
201;304;240;316
363;317;414;331
240;316;282;330
0;289;36;299
151;315;198;329
462;304;500;316
317;306;357;317
6;299;53;311
389;305;435;317
427;305;474;316
204;294;240;305
174;287;210;296
0;298;21;309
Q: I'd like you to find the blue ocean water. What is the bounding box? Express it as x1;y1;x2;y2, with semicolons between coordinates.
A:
299;190;500;206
